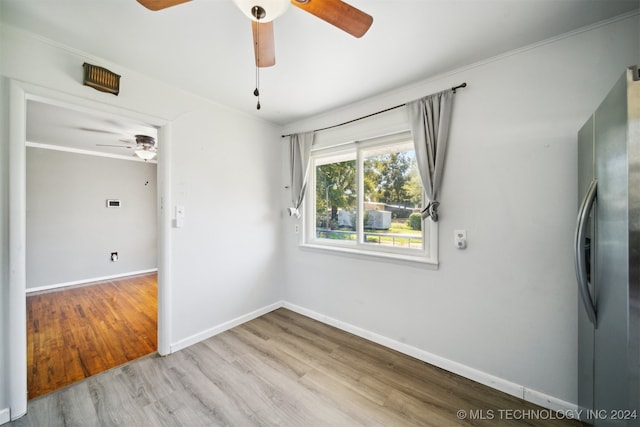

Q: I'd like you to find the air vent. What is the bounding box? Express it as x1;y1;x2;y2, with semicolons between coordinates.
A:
83;63;120;95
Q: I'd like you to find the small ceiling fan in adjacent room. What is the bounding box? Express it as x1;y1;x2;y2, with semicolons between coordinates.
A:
97;134;158;161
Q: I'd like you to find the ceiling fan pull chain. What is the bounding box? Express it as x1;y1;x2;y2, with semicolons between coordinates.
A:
255;62;261;110
253;6;262;110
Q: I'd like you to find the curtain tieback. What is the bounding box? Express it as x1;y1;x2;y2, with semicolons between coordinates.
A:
421;201;439;222
288;207;301;218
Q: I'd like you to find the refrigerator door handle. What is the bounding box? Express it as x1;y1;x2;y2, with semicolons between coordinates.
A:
574;179;597;326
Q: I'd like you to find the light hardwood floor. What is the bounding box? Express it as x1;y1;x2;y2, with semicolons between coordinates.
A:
12;308;585;426
26;273;158;399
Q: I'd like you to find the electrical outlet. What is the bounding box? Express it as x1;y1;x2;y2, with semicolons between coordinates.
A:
111;252;119;262
295;224;299;234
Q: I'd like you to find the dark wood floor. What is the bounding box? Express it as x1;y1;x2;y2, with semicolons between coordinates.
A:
26;273;157;399
14;307;584;426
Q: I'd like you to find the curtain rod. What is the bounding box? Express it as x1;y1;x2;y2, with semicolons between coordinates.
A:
281;82;466;138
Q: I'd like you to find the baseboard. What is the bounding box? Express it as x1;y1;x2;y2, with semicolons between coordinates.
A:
162;299;577;414
0;408;10;425
523;388;579;414
282;301;578;414
170;301;283;353
26;269;158;294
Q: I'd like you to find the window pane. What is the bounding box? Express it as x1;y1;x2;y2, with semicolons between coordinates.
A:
304;134;434;263
362;143;423;250
315;159;357;242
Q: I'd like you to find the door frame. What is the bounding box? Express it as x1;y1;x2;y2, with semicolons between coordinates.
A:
8;80;172;420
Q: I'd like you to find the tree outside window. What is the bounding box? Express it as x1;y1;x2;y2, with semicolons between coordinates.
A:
310;138;425;251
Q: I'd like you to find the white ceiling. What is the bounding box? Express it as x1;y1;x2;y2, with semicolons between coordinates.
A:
3;0;639;158
2;0;638;127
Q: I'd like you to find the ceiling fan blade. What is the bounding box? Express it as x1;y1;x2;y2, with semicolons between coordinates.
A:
252;21;275;68
77;127;121;135
291;0;373;38
96;144;135;148
136;0;191;11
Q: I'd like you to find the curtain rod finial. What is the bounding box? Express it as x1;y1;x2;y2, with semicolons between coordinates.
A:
452;82;467;93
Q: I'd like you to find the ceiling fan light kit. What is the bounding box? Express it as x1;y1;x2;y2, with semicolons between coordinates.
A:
96;134;158;161
135;149;157;161
132;134;157;161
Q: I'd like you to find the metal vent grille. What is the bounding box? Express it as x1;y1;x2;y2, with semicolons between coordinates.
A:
83;63;120;95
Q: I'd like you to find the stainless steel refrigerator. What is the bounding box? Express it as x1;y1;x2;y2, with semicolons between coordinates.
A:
575;66;640;426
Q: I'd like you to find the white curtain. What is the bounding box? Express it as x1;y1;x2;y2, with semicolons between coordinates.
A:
288;131;315;218
406;89;454;222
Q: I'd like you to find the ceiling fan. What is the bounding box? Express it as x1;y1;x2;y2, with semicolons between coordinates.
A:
97;134;158;161
135;0;374;68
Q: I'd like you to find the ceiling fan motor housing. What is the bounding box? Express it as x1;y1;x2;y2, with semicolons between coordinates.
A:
135;134;156;148
233;0;290;22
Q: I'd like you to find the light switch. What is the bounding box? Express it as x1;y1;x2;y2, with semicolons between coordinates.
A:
454;229;467;249
176;205;185;228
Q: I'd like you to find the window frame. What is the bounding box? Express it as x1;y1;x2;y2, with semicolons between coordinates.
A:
301;131;438;265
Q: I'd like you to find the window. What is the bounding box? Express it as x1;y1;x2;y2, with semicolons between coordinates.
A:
303;131;437;264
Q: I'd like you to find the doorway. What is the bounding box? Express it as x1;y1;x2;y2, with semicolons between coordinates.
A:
25;98;161;398
8;81;172;419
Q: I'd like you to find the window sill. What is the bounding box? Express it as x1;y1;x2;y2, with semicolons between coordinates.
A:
299;242;439;268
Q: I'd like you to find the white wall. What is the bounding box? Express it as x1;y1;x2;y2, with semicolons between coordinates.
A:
26;148;157;289
0;76;9;424
169;109;284;346
0;25;283;419
281;13;639;408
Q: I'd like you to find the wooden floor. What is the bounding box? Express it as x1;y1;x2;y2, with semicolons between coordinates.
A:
26;273;157;399
13;307;584;426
